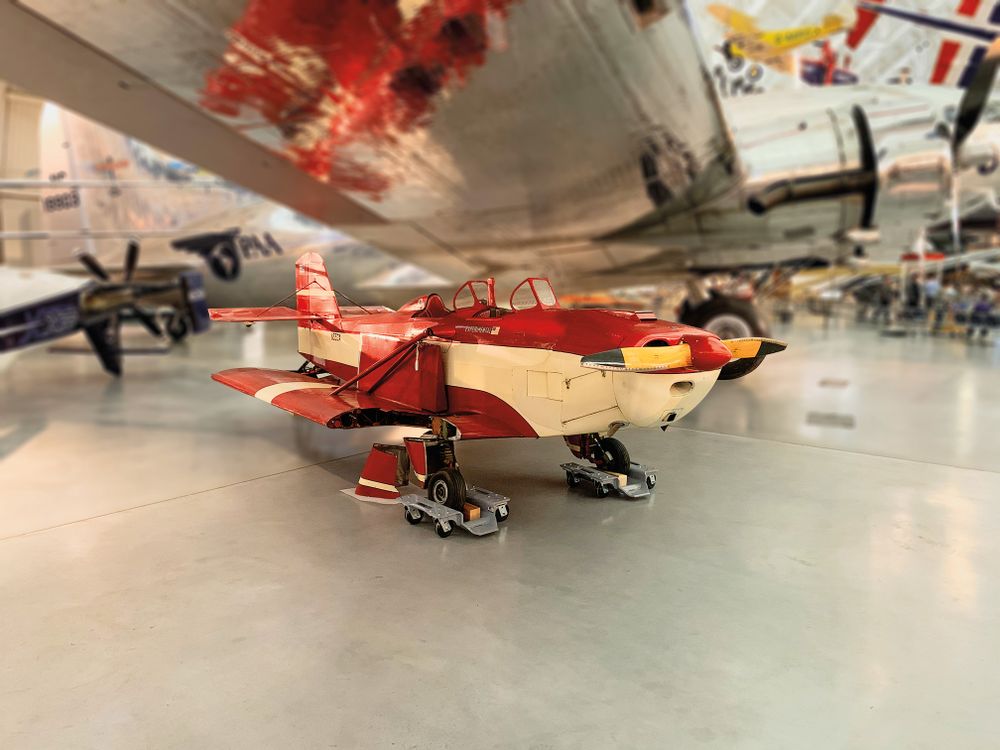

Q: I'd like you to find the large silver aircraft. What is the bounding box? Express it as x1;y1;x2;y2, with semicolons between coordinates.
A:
2;0;1000;339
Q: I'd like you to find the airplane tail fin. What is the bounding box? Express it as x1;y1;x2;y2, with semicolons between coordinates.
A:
295;252;340;321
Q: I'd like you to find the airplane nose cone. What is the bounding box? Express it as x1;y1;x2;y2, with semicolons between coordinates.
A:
686;334;732;372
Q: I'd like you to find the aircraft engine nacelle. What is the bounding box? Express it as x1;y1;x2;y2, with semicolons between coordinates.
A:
742;98;959;250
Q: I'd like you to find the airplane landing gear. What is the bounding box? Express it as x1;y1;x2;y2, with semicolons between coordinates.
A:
563;433;657;499
564;433;631;474
427;467;466;511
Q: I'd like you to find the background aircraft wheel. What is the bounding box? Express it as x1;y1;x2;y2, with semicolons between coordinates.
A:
435;520;453;538
599;437;631;474
595;483;610;499
495;505;509;523
566;471;580;488
427;469;466;511
167;314;189;343
679;292;769;339
405;507;422;525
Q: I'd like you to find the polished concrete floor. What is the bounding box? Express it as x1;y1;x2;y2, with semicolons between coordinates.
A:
2;317;999;748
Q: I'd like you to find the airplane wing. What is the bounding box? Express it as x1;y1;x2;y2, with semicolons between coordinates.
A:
0;1;740;285
706;4;761;35
212;366;532;440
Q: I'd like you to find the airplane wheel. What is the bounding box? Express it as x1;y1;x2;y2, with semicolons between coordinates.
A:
495;505;509;523
435;520;453;538
599;437;630;475
405;507;422;525
679;292;769;339
566;471;580;488
427;469;466;511
167;314;189;343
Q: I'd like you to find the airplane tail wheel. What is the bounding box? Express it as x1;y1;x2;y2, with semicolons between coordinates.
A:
427;468;466;511
599;437;631;475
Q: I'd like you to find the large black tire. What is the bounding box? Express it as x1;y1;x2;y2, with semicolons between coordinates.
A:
427;469;467;511
599;437;631;475
679;292;769;339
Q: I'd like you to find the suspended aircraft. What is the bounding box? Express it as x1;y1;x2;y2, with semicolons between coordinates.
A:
3;1;1000;342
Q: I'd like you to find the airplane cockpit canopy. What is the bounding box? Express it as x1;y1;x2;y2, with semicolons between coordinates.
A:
401;277;559;318
453;279;495;311
510;278;560;311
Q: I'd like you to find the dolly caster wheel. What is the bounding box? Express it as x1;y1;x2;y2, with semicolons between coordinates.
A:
495;505;509;523
646;475;657;490
435;520;453;538
405;507;422;525
595;484;610;499
566;471;579;488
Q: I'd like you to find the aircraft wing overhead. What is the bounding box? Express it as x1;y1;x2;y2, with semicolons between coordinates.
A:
0;1;739;284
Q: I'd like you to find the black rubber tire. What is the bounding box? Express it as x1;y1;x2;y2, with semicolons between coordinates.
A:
435;520;453;538
678;292;769;339
599;437;631;475
566;471;579;488
595;484;610;499
646;475;657;490
167;314;189;343
405;507;422;525
495;505;509;523
427;468;467;511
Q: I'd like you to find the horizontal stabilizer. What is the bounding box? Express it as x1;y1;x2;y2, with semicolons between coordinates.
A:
210;305;394;323
209;306;324;323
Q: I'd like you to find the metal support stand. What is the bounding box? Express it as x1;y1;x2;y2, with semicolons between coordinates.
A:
561;461;657;500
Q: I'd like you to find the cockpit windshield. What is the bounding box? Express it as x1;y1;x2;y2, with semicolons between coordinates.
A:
453;279;493;311
509;278;560;311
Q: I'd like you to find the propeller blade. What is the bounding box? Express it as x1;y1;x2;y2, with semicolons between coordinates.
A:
950;176;962;255
953;37;1000;151
132;306;163;339
721;337;788;360
124;239;140;283
581;344;692;372
76;250;110;282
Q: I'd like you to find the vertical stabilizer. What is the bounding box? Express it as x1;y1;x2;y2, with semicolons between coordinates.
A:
295;252;340;320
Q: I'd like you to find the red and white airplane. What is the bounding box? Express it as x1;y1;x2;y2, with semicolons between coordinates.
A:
209;252;785;514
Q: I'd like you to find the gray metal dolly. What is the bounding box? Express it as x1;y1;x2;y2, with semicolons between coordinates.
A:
560;462;657;500
400;486;510;538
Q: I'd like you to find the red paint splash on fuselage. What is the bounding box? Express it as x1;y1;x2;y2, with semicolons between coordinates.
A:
201;0;521;197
